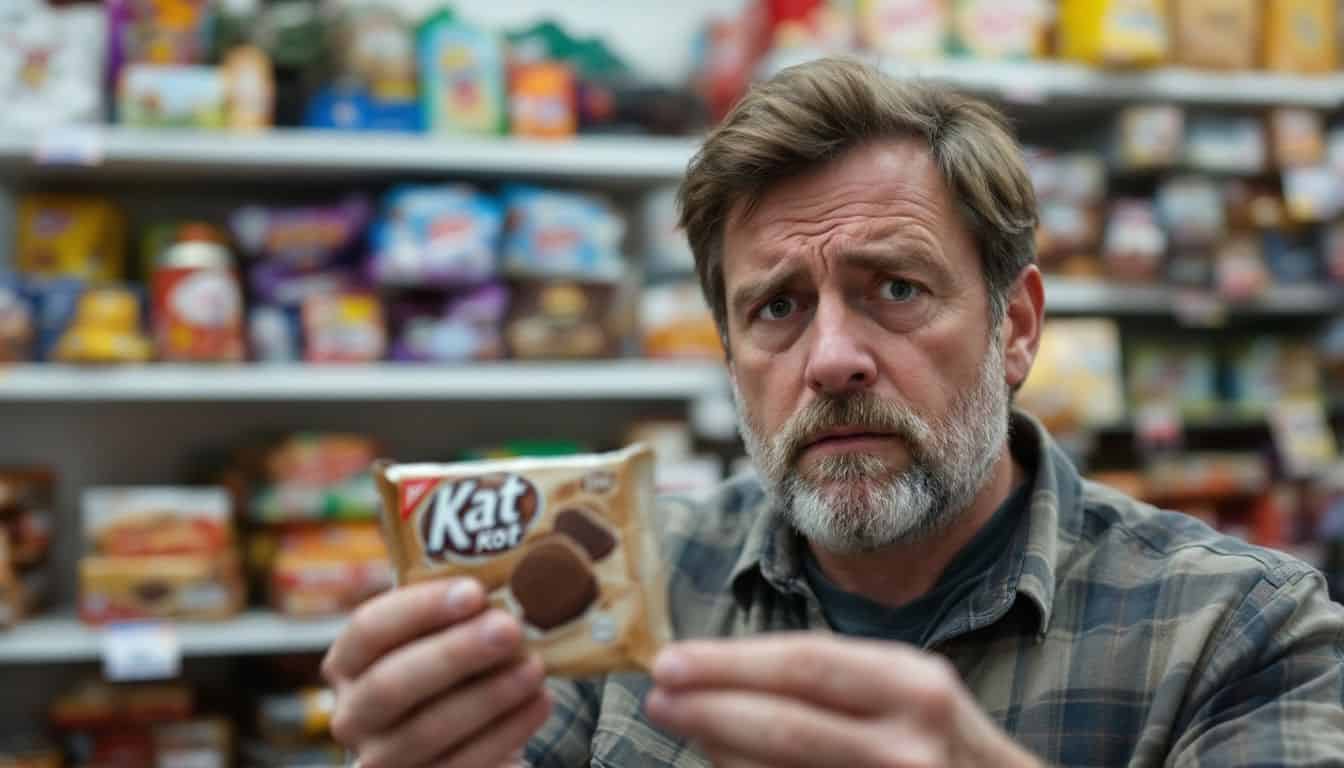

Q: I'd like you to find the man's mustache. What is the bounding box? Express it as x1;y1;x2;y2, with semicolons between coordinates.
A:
777;393;930;466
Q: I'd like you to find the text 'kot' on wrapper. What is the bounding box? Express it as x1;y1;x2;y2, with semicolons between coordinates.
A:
373;444;669;676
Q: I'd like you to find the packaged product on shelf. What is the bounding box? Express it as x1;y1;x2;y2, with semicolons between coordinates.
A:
152;228;246;363
418;9;508;135
1102;200;1167;282
1058;0;1167;67
16;195;126;282
1222;179;1285;230
500;186;626;280
370;185;503;287
249;434;381;524
117;64;227;128
373;444;670;675
510;61;578;139
0;279;33;363
1127;343;1219;417
53;286;153;364
1143;453;1270;503
1262;0;1336;74
643;185;696;275
231;196;372;272
1114;107;1183;169
245;304;299;363
84;486;234;557
1269;108;1326;168
948;0;1048;59
0;530;15;628
1263;229;1323;283
249;262;359;308
50;681;202;767
106;0;214;77
221;45;275;131
0;735;60;768
1156;176;1225;247
301;292;386;363
1325;222;1344;282
0;467;55;616
1028;150;1107;264
21;278;83;362
0;1;105;129
305;85;425;132
639;281;722;360
388;284;509;363
1215;235;1271;300
257;687;334;744
1228;338;1321;414
1282;166;1341;223
856;0;948;58
1184;115;1265;173
505;278;625;359
155;719;233;768
307;5;421;132
265;523;394;616
1170;0;1257;70
79;552;246;623
1016;319;1125;432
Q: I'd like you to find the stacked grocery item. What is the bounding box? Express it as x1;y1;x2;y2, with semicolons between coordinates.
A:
247;687;343;767
79;486;244;624
237;434;393;618
1;182;722;366
48;681;230;768
0;468;55;628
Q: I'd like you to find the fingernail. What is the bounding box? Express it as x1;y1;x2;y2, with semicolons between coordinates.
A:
446;580;479;614
482;611;517;648
645;688;675;720
653;650;688;685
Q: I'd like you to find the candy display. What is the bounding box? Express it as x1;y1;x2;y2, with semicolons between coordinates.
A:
505;278;624;359
1059;0;1168;67
370;185;502;287
388;284;508;363
857;0;949;59
247;434;381;524
231;196;371;273
0;279;34;363
16;196;126;283
53;286;153;364
1263;0;1336;74
639;281;721;360
262;523;393;616
1170;0;1257;71
301;292;386;363
0;1;105;129
150;229;246;363
501;186;626;280
374;444;669;676
418;9;508;136
0;468;54;620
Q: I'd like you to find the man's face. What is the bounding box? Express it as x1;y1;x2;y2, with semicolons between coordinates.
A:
722;140;1020;554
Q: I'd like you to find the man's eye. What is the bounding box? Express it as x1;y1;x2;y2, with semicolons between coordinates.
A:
880;279;920;302
758;296;797;320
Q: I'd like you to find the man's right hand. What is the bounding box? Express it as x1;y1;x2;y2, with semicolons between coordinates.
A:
322;579;552;768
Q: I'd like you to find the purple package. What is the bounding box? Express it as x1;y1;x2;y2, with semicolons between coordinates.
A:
389;283;509;363
249;263;360;307
231;196;372;272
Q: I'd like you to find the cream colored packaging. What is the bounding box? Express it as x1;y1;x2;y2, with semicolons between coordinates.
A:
374;445;668;677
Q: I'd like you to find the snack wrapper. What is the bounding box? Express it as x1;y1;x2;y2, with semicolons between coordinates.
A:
374;445;667;676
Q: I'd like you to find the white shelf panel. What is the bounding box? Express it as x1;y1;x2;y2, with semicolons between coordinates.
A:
765;53;1344;107
0;611;345;663
0;127;702;182
0;361;727;402
1044;277;1341;316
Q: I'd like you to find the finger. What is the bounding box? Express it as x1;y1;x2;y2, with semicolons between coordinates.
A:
645;687;925;768
333;609;525;740
652;634;956;715
438;689;552;768
325;579;485;681
696;742;775;768
356;653;544;768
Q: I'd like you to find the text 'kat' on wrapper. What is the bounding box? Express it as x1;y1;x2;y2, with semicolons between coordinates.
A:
373;444;668;676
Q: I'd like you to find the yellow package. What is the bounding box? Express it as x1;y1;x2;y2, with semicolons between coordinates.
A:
374;445;669;677
1171;0;1257;70
1263;0;1336;74
1059;0;1168;67
17;196;126;282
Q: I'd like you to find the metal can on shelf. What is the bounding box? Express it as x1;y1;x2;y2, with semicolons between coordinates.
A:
151;228;245;362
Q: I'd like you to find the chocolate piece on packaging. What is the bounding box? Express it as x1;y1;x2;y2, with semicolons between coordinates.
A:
374;445;668;676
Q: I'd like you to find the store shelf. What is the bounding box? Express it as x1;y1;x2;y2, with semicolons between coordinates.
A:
0;611;345;664
767;52;1344;107
0;127;702;182
1044;277;1342;316
0;361;727;402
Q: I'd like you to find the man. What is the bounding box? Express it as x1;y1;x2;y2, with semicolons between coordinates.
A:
322;59;1344;767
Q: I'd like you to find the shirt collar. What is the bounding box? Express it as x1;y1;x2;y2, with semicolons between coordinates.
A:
728;409;1077;639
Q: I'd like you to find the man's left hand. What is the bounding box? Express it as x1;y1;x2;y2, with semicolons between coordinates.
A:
645;634;1043;768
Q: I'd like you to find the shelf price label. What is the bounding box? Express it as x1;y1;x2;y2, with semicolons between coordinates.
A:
34;126;105;167
101;622;181;682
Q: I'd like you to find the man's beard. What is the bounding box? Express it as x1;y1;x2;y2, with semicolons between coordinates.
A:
734;340;1010;555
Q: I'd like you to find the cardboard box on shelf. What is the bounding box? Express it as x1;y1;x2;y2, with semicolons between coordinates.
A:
79;552;245;624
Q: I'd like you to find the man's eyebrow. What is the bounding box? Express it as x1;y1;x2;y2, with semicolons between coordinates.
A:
842;247;944;275
729;262;805;319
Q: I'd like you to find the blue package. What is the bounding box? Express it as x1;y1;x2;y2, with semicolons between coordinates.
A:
389;283;509;362
305;86;424;133
249;304;303;363
500;185;626;280
370;185;502;287
21;278;84;361
0;274;35;362
1262;231;1321;285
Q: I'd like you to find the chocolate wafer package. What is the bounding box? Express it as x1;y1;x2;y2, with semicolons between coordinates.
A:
373;444;668;676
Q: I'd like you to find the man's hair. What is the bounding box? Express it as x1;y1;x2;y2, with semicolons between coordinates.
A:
678;57;1038;344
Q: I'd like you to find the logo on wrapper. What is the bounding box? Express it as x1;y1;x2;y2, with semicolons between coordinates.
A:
418;474;542;560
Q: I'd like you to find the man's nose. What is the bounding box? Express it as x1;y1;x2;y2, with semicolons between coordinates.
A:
803;298;877;397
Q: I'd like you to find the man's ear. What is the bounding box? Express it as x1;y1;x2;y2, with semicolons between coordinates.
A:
1001;265;1045;391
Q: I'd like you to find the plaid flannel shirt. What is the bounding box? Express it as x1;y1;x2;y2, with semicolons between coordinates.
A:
525;411;1344;766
